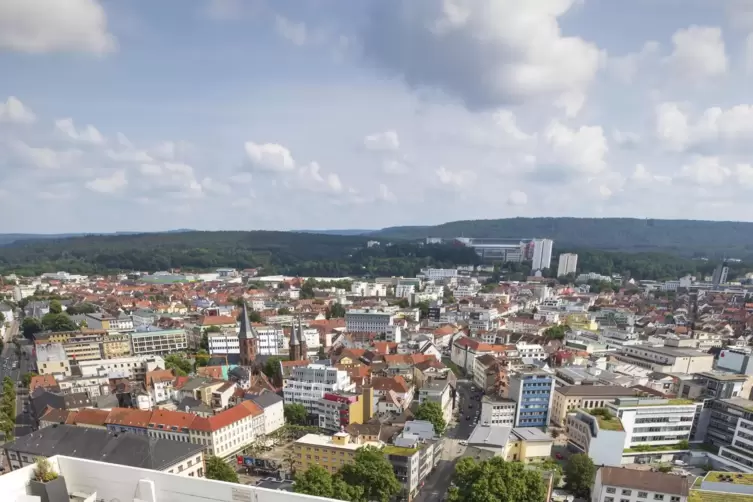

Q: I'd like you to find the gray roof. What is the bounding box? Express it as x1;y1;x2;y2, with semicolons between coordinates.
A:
512;427;552;442
249;391;284;409
238;301;257;340
3;424;203;471
555;385;639;397
468;425;512;448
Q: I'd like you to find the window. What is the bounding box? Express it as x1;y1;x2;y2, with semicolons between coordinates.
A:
621;499;630;502
605;498;614;502
606;488;616;494
654;495;664;501
638;492;648;498
622;490;632;496
670;498;680;502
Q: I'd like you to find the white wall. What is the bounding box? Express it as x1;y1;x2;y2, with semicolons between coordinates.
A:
24;456;343;502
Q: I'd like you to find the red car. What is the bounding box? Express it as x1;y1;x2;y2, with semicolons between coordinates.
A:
555;453;563;460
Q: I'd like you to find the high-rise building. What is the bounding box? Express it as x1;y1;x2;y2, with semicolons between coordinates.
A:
712;262;729;287
508;366;555;428
556;253;578;277
531;239;553;272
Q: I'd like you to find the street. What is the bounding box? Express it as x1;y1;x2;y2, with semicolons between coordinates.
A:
414;379;480;502
0;320;34;439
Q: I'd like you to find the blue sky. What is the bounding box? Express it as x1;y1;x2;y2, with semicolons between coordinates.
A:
2;0;753;233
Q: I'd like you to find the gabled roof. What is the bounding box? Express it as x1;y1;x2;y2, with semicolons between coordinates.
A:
105;407;153;428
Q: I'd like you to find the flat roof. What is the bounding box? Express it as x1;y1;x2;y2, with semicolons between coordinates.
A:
468;425;512;448
696;371;748;382
720;397;753;411
295;434;382;451
556;385;639;397
630;345;711;358
512;427;552;442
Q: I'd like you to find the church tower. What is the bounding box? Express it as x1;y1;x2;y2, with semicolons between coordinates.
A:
289;314;308;361
238;300;258;366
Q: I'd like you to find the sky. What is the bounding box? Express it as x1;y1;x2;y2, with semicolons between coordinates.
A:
2;0;753;233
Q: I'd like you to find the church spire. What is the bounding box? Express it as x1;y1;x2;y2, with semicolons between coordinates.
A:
239;300;256;340
289;313;307;361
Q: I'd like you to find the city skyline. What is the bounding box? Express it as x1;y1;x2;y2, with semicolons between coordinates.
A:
3;1;753;234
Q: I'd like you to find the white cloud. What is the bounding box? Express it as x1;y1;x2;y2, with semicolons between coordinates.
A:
139;162;205;199
244;142;296;172
679;156;731;186
116;132;133;149
666;25;728;80
0;96;36;124
613;130;640;148
492;110;531;142
655;102;690;152
382;159;408;175
378;184;397;202
298;162;344;193
55;118;105;144
542;120;608;174
554;91;586;118
735;163;753;187
139;163;163;176
275;15;308;46
11;140;81;170
630;164;672;184
230;172;253;184
436;166;475;189
151;141;176;160
201;177;232;195
106;149;153;163
656;102;753;151
0;0;115;54
609;41;660;83
86;169;127;193
364;130;400;151
362;0;603;109
598;185;613;199
507;190;528;206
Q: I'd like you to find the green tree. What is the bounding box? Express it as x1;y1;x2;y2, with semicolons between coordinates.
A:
284;403;308;425
326;303;346;319
0;311;5;324
248;310;262;323
194;350;210;369
339;445;401;502
416;300;430;320
263;356;285;384
164;354;192;376
41;312;78;332
563;453;596;498
396;298;409;308
278;307;291;315
48;300;63;314
294;465;335;498
543;325;570;340
21;317;43;338
65;302;97;315
205;455;239;483
21;372;37;387
448;457;546;502
414;401;446;435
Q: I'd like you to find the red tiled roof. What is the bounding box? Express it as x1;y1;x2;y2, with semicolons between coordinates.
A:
29;374;58;393
199;315;236;326
149;409;197;429
71;408;110;426
105;408;153;428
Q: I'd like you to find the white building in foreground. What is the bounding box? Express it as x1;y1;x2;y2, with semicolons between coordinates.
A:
1;455;341;502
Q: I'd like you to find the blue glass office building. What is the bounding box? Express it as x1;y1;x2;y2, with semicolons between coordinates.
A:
509;368;555;428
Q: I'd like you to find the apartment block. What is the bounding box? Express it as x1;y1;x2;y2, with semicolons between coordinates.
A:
480;396;516;426
706;397;753;472
78;354;165;380
592;467;689;502
283;364;356;413
551;385;641;426
557;253;578;277
293;431;382;475
316;388;374;432
345;309;394;333
614;345;714;373
131;328;188;355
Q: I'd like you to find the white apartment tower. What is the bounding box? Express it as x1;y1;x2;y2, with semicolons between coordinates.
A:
531;239;553;271
557;253;578;277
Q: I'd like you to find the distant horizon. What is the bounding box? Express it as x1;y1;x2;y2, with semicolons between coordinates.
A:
7;215;753;237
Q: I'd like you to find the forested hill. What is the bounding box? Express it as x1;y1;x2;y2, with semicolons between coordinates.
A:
0;231;479;277
371;218;753;258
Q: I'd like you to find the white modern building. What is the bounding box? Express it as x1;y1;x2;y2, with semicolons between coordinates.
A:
0;455;341;502
606;397;701;455
35;343;72;377
419;268;458;281
531;239;553;271
557;253;578;277
515;342;547;361
345;309;394;333
566;410;626;467
480;396;516;426
207;332;240;354
283;364;356;413
78;354;165;380
131;328;188;355
350;282;387;297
